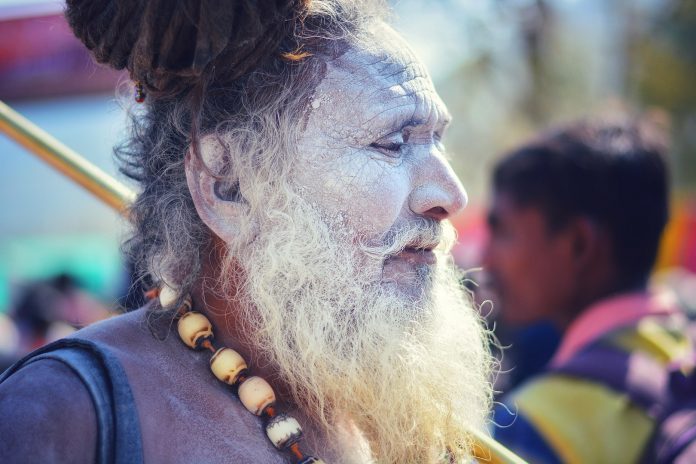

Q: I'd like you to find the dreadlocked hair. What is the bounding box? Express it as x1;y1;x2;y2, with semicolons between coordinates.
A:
64;0;386;305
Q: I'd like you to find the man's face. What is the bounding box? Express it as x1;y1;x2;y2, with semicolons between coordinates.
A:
483;192;576;326
218;25;491;462
293;24;467;296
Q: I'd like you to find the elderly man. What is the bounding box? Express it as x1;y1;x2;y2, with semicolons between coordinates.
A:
0;1;493;463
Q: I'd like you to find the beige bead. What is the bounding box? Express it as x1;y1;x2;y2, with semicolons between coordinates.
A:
238;376;276;416
265;413;303;450
210;348;247;385
159;284;179;308
177;311;213;349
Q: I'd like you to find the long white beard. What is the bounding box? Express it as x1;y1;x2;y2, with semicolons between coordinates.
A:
220;188;493;463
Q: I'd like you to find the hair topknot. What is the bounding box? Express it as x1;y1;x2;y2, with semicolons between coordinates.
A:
65;0;307;96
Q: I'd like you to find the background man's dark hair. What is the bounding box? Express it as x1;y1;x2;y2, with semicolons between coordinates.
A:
492;115;671;289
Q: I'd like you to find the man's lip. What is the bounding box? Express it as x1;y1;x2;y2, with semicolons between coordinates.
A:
393;247;437;265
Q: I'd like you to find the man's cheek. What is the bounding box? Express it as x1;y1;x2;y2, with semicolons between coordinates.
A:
359;184;409;235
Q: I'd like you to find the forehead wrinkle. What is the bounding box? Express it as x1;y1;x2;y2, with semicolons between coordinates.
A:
370;57;424;87
360;101;419;129
341;55;428;100
310;73;420;142
322;22;430;90
339;31;428;79
363;84;448;139
362;73;430;104
304;37;446;147
356;63;442;137
347;76;439;139
330;36;429;95
318;85;443;144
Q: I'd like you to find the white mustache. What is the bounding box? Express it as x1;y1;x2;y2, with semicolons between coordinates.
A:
359;219;453;259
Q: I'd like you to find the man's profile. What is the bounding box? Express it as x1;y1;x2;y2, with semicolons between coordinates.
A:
0;1;494;463
485;116;696;463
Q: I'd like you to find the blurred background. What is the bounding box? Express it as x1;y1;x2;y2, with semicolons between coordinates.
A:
1;0;695;377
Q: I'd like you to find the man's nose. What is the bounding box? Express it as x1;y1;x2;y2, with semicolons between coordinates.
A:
409;152;468;221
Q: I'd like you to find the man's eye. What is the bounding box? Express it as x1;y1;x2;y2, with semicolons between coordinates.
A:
371;142;402;152
370;132;404;157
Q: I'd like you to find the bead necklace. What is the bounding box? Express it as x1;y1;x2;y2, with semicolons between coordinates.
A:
154;289;325;464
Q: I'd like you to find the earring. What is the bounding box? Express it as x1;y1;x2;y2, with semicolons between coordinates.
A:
134;81;146;103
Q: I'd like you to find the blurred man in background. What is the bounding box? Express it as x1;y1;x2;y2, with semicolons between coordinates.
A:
11;274;110;354
484;116;696;463
0;274;111;373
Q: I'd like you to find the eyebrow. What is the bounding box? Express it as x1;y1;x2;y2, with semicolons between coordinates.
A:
366;104;449;138
363;100;417;126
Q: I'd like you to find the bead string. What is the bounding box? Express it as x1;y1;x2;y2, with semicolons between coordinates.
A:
148;289;325;464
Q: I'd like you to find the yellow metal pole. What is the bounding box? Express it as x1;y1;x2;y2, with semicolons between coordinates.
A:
0;100;136;216
0;98;526;464
470;427;528;464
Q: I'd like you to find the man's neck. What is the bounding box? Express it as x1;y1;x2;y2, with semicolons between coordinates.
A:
191;260;298;406
189;283;366;461
554;280;648;332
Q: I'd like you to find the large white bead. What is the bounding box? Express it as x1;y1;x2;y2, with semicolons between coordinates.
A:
238;376;275;416
177;311;213;349
265;413;303;449
159;284;179;308
210;348;247;385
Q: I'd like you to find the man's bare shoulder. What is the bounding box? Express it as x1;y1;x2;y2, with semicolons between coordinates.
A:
69;308;286;462
71;307;171;351
0;312;149;463
68;307;192;371
0;358;96;463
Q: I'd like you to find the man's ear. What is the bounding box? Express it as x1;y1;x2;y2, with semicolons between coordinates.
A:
567;216;602;271
185;135;247;243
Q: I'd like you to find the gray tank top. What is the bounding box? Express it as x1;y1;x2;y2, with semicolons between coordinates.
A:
0;338;144;463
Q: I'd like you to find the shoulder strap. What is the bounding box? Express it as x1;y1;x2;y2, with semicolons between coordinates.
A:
550;344;668;417
0;338;144;464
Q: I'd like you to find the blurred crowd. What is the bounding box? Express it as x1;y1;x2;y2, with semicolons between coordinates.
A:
0;274;112;372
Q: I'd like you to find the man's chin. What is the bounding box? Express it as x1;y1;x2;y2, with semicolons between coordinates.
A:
381;259;434;301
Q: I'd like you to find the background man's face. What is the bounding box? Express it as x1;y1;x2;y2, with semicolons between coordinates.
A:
293;25;467;295
483;192;576;326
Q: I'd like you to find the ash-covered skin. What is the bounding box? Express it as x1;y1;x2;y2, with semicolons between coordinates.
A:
294;24;467;291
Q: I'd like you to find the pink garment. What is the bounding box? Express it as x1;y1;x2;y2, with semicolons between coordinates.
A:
550;291;681;367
